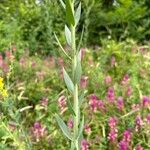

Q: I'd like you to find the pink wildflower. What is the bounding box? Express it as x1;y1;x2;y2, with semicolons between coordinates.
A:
84;124;91;134
81;139;89;150
136;144;144;150
108;117;118;129
80;76;88;89
36;71;46;80
122;130;132;143
135;115;143;132
108;129;118;142
126;86;132;97
58;95;67;114
131;104;140;110
121;74;129;85
119;140;129;150
107;87;115;103
105;75;112;85
67;118;73;129
2;62;9;73
142;96;150;107
117;97;124;111
97;100;106;112
89;94;98;112
31;122;47;142
0;54;3;67
5;50;11;60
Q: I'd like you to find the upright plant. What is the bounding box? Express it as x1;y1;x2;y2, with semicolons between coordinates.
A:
55;0;84;149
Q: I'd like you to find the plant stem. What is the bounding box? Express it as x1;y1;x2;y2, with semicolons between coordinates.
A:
71;2;80;149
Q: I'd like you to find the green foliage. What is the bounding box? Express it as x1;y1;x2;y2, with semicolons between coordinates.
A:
1;0;150;54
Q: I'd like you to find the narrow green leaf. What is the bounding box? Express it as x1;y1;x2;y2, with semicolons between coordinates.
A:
55;114;72;140
75;2;81;25
54;33;71;60
77;50;82;62
67;98;76;116
77;26;84;51
74;58;82;84
59;0;66;9
63;68;74;93
74;51;82;84
66;0;75;26
79;91;87;106
77;115;84;139
65;25;71;46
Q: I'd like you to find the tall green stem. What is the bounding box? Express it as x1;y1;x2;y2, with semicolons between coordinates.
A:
71;2;80;149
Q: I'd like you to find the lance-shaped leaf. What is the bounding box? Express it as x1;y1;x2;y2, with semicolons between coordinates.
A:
79;91;86;106
66;0;75;26
75;2;81;26
77;115;84;139
67;98;76;116
59;0;66;9
77;26;84;51
55;114;72;140
74;51;82;84
63;68;74;93
54;33;71;60
65;25;71;46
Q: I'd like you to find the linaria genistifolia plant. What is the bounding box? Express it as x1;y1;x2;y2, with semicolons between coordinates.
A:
54;0;83;149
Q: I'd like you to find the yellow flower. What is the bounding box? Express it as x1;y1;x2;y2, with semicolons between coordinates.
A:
2;89;8;97
0;77;8;98
0;77;4;90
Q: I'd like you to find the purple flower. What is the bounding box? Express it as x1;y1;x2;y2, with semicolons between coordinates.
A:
122;130;132;143
80;76;88;89
31;122;47;142
131;104;140;110
81;139;89;150
58;95;67;114
121;74;129;85
108;129;118;142
67;118;73;129
142;96;150;107
108;117;118;129
84;124;91;134
107;87;115;103
126;86;133;97
89;94;98;112
97;100;106;112
34;122;41;129
135;115;143;132
117;97;124;111
119;140;129;150
136;144;143;150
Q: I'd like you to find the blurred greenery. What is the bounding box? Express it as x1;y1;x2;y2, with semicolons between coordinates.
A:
0;0;150;54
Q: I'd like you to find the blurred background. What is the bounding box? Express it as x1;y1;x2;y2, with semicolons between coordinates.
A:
1;1;150;149
0;0;150;55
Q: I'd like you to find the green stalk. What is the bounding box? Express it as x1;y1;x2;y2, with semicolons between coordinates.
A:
71;2;80;149
56;0;82;149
